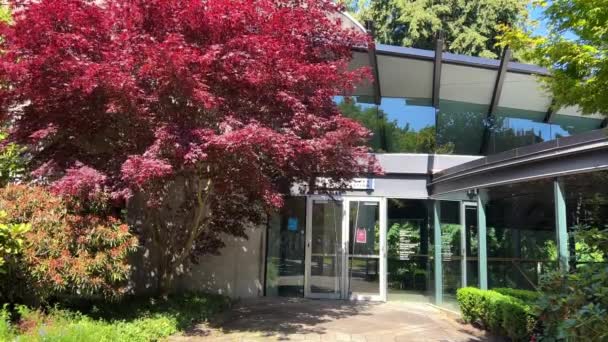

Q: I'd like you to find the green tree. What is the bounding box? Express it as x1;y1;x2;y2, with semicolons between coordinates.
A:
500;1;608;115
345;0;529;58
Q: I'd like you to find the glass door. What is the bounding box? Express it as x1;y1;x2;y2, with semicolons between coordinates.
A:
346;197;386;301
305;197;346;299
304;196;387;301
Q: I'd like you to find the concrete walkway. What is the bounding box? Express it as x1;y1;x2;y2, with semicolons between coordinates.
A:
170;297;501;342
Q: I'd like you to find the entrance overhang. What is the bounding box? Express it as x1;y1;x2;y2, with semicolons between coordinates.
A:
429;129;608;197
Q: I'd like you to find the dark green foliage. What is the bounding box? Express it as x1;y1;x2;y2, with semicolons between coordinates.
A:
456;287;536;341
533;224;608;340
345;0;529;58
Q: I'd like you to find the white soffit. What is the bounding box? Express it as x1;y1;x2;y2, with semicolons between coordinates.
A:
440;64;495;105
556;105;604;119
498;72;552;112
349;51;374;96
377;55;433;99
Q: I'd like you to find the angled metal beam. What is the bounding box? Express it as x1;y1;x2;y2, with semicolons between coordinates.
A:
432;36;444;109
479;46;512;155
488;47;512;117
544;99;557;123
365;20;382;105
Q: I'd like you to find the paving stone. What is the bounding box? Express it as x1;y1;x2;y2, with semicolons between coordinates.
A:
169;297;496;342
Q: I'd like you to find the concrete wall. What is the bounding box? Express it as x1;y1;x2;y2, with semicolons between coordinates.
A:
175;225;266;299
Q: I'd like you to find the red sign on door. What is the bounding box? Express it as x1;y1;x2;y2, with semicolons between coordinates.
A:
355;228;367;244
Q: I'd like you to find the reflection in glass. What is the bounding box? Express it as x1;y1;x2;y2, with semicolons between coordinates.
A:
437;101;487;155
310;200;343;295
348;201;380;297
334;96;445;153
387;199;432;303
563;171;608;267
441;201;461;310
552;115;602;136
485;180;557;290
465;206;479;287
265;197;306;297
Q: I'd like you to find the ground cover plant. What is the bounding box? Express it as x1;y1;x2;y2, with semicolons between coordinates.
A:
0;292;229;342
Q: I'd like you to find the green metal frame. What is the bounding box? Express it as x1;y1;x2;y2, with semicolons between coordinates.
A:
433;201;442;305
554;178;570;271
477;194;488;290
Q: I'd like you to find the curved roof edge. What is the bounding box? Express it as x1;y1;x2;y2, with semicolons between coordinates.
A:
340;11;367;33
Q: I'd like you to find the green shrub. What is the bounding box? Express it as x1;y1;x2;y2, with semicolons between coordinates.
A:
493;287;540;302
457;287;536;341
0;304;15;341
2;292;229;342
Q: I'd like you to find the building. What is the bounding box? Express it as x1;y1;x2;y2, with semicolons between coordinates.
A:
176;13;608;311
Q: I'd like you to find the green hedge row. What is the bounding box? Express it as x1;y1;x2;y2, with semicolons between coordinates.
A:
493;287;541;303
456;287;537;341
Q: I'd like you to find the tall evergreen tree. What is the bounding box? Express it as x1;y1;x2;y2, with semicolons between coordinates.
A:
345;0;529;58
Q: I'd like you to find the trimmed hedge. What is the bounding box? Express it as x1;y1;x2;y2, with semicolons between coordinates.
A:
456;287;537;341
493;287;540;303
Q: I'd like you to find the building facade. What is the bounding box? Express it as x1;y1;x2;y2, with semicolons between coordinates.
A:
177;13;608;310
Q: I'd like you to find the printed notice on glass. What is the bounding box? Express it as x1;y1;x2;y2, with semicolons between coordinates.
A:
398;229;417;260
441;232;453;261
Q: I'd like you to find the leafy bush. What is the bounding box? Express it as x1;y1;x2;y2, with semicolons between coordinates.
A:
535;226;608;341
457;287;536;341
0;210;29;273
493;287;540;303
0;304;15;341
1;292;229;342
0;131;25;187
0;185;138;303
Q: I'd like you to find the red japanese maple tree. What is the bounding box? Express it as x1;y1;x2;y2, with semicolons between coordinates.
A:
0;0;379;294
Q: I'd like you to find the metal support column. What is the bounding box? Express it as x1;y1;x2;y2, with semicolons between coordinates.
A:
554;178;570;271
433;201;442;305
477;194;488;290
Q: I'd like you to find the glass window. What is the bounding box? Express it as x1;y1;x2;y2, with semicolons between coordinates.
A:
562;171;608;267
552;114;602;137
440;201;461;310
265;197;306;297
386;199;432;303
334;96;382;151
489;108;554;154
335;96;441;153
484;180;557;290
437;101;487;155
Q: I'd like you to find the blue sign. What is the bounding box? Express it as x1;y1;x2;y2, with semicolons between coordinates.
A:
287;217;298;231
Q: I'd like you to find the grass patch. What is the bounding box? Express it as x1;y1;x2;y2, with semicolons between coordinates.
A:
0;292;230;342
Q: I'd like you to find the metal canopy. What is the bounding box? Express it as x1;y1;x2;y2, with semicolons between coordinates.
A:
429;129;608;196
